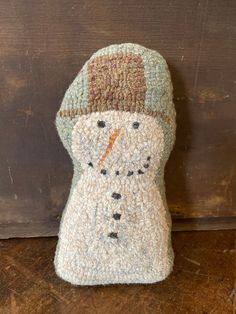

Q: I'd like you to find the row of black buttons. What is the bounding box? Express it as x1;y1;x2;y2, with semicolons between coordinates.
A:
109;192;122;239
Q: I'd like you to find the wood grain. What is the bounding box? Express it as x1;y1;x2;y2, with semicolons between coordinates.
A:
0;231;235;313
0;0;235;237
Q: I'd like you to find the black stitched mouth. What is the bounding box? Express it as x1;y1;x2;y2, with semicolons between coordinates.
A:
88;156;151;176
100;169;107;175
108;232;118;239
138;169;144;175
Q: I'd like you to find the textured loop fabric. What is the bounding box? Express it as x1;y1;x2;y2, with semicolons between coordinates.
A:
54;43;176;285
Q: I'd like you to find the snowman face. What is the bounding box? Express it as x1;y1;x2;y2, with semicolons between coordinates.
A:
71;111;164;177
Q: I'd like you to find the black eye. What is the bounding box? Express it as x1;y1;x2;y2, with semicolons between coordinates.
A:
132;121;140;129
97;120;106;128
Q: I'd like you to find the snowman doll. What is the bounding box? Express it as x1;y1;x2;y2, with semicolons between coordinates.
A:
54;43;176;285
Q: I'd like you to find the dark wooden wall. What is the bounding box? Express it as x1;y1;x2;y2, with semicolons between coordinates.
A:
0;0;235;238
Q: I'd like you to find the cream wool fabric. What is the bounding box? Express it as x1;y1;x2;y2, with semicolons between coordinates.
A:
54;43;176;285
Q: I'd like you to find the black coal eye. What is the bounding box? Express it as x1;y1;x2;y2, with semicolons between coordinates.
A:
132;121;140;129
97;120;106;128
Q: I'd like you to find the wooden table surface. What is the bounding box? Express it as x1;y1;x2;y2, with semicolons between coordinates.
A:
0;230;235;313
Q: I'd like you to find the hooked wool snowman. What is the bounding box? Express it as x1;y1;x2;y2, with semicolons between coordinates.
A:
54;43;176;285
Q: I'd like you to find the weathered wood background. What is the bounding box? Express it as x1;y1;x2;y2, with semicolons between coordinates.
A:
0;0;235;238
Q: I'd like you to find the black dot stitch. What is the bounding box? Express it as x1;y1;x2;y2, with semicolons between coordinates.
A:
101;169;106;175
88;162;93;167
112;192;121;200
113;213;121;220
147;156;151;161
127;171;134;176
97;120;106;128
108;232;118;239
132;121;140;129
144;164;149;168
115;171;120;175
138;169;144;174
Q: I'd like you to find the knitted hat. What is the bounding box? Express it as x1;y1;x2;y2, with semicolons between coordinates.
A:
56;43;175;154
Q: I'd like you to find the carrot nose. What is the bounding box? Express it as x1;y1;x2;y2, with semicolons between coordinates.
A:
98;128;121;167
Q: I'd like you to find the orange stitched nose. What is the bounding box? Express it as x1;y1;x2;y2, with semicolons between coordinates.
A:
98;128;121;167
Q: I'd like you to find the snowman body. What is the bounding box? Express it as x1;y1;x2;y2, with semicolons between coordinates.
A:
55;111;174;285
